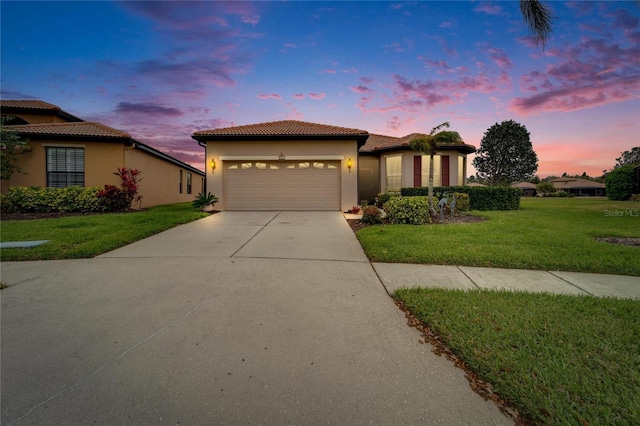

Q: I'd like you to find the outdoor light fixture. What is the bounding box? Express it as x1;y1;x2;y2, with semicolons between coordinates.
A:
210;158;216;173
347;158;353;173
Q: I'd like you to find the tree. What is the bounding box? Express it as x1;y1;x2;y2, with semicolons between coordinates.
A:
410;122;464;217
472;120;538;186
606;165;639;201
1;116;32;180
520;0;553;48
614;147;640;169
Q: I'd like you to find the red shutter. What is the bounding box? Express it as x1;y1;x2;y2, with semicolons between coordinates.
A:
413;156;422;187
441;156;450;187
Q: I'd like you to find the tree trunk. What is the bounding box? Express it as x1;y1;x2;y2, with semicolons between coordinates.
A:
428;154;436;217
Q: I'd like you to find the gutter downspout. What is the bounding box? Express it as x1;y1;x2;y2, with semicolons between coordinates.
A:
123;140;136;168
197;139;207;194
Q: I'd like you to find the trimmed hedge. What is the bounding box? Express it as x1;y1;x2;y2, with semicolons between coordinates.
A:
0;186;106;213
401;186;521;210
383;196;432;225
606;165;639;201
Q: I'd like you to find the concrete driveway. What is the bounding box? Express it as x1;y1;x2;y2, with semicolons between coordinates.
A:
1;212;510;425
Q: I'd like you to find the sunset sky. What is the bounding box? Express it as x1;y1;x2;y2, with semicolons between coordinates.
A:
2;1;638;177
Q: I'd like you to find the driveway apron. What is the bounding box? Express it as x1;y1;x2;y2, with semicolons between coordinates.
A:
1;212;510;425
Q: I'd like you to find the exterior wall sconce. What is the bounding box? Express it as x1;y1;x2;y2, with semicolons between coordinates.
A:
210;158;216;173
347;158;353;173
278;152;285;161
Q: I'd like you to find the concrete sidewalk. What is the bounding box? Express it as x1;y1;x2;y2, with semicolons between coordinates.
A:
373;263;640;299
1;212;511;425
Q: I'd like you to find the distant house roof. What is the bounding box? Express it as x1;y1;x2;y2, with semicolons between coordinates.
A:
359;132;476;154
552;178;605;189
511;182;537;189
1;99;83;122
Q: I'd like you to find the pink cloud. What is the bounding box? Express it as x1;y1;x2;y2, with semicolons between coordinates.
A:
473;3;503;16
350;85;374;94
293;93;305;100
308;93;326;100
511;33;640;115
257;94;282;100
324;69;336;74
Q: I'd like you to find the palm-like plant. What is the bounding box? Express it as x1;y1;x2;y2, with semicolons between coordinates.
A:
410;122;464;217
520;0;553;48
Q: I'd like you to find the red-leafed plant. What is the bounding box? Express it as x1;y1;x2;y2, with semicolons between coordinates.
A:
97;168;142;212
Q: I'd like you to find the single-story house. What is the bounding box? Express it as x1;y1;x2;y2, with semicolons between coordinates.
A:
192;120;476;211
552;177;606;197
1;100;204;207
511;181;537;196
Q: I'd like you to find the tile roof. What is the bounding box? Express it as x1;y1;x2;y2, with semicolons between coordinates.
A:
0;99;61;111
193;120;369;138
553;178;605;189
360;132;476;154
3;122;131;139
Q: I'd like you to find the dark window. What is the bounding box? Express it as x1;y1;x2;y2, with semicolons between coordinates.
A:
179;170;183;194
187;172;192;194
47;147;84;188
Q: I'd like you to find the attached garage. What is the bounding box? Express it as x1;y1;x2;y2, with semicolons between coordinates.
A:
193;121;368;211
223;160;340;210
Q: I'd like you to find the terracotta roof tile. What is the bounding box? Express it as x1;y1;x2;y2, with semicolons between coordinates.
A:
3;122;131;139
1;100;61;111
360;132;476;154
193;120;368;137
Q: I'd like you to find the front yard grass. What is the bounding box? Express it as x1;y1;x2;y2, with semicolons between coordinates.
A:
357;197;640;276
394;288;640;425
0;203;209;261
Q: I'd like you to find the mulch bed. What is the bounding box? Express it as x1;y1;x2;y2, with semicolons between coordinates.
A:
347;213;486;232
595;237;640;247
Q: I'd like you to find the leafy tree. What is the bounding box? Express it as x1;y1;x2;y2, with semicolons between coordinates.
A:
410;122;464;217
1;116;32;180
606;165;639;201
614;147;640;169
473;120;538;186
537;181;556;195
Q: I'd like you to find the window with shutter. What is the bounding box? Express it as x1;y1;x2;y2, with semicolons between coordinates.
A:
46;147;85;188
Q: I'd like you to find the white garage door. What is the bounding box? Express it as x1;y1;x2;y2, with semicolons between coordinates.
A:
223;160;341;210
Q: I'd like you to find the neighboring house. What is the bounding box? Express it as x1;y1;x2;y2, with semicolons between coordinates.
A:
511;181;537;197
1;100;204;207
552;177;606;196
192;120;476;211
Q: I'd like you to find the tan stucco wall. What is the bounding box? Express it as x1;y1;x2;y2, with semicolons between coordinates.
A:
1;139;204;208
205;139;359;211
125;148;204;208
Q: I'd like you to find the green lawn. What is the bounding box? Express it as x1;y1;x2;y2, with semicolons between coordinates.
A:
357;197;640;275
0;203;209;261
394;288;640;425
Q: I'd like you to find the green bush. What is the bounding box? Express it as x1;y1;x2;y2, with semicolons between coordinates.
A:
441;192;470;213
383;196;432;225
0;186;106;213
401;186;521;210
375;191;400;208
361;205;383;224
606;165;639;201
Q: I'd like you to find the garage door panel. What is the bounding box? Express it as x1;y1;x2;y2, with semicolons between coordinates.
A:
224;161;340;210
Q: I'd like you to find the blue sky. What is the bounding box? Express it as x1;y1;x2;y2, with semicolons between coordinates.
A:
2;1;638;177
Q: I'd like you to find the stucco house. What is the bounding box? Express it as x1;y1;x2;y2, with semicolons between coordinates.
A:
192;120;476;211
1;100;205;207
511;181;537;197
551;177;606;196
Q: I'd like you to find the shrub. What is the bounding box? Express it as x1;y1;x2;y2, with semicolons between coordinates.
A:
0;186;105;213
384;196;432;225
537;181;557;195
96;168;142;212
361;205;383;224
401;186;520;210
375;191;399;208
438;192;470;214
606;165;639;201
192;192;219;210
